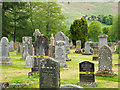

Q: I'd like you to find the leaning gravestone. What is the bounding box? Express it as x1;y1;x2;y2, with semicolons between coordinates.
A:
32;32;49;72
39;58;60;88
75;40;81;53
0;37;12;66
98;34;108;49
78;61;97;87
9;41;14;52
96;45;115;76
55;41;67;67
25;56;34;68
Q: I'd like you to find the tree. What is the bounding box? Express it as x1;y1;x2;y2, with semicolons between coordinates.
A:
30;2;66;41
108;15;120;42
88;21;102;42
2;2;30;42
102;26;110;35
70;17;88;48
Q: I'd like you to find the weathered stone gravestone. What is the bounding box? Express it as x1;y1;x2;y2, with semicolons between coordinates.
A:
78;61;97;87
98;34;108;49
55;41;67;67
33;29;41;41
75;40;81;53
96;45;115;76
0;37;12;66
9;41;14;52
39;57;60;88
25;56;34;68
65;36;71;61
32;33;49;72
55;32;66;42
60;84;84;90
21;37;32;60
85;41;90;53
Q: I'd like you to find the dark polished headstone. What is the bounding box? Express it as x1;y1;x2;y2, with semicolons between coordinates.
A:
78;61;97;87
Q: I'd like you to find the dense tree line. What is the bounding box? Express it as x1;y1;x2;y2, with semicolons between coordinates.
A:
83;14;113;25
2;2;67;42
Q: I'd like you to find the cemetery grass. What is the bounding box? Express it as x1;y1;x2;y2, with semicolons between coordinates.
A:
1;50;119;88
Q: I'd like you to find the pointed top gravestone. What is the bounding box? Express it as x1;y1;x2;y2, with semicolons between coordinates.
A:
39;57;60;88
55;32;66;42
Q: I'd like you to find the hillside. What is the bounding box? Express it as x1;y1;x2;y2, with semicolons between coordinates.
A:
60;2;118;28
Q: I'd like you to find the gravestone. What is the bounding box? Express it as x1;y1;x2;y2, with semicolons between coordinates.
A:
0;37;12;66
9;41;14;52
60;84;84;90
65;36;70;60
69;41;73;49
75;40;81;53
108;42;115;53
98;34;108;49
25;56;34;68
33;29;41;41
85;41;90;53
16;43;22;55
21;37;32;60
78;61;97;87
14;42;19;50
32;33;49;72
49;34;55;58
92;46;99;60
55;32;66;42
39;57;60;88
96;45;115;76
55;41;67;67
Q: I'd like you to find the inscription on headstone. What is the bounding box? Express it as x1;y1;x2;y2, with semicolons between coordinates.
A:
96;45;115;76
78;61;97;87
39;58;60;88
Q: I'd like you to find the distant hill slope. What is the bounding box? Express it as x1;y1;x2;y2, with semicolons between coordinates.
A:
60;2;118;28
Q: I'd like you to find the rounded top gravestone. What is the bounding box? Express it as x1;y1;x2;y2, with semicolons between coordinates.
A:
98;45;112;71
98;34;108;38
1;37;9;57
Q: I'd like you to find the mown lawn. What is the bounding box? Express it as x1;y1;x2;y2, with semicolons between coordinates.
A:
0;50;119;89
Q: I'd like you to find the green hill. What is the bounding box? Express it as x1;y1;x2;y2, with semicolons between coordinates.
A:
61;2;118;29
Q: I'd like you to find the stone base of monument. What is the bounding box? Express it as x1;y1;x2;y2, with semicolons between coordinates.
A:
96;70;116;77
75;50;81;53
66;58;72;61
78;81;97;87
81;52;92;55
92;56;98;61
60;63;68;68
0;57;12;66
